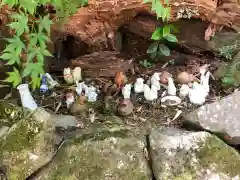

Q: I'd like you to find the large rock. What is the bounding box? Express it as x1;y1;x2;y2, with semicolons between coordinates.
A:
0;108;60;180
34;133;151;180
183;91;240;145
149;127;240;180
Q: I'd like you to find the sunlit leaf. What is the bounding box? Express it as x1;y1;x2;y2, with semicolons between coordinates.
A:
151;27;163;40
4;67;22;87
37;15;54;35
164;34;178;42
163;25;170;37
8;12;29;36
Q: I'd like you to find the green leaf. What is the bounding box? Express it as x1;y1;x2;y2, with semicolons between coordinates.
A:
22;63;45;77
30;71;41;90
1;36;25;65
43;49;53;57
163;25;170;37
168;24;179;33
6;53;21;65
0;0;18;7
151;27;163;40
4;67;22;87
19;0;38;14
8;12;29;36
147;42;159;54
0;53;13;60
38;0;50;4
29;32;50;49
36;53;44;64
159;44;170;56
222;76;234;85
22;64;33;77
150;51;158;59
140;59;153;68
164;34;178;42
37;15;54;35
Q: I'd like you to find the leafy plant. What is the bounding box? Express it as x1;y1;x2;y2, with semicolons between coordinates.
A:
143;0;178;67
0;0;87;89
219;43;239;60
140;59;153;68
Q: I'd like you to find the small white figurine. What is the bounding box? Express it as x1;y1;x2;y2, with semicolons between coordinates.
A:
150;72;161;91
179;84;190;98
143;84;158;101
17;84;38;110
63;67;74;84
201;71;210;94
45;73;59;89
72;67;82;83
76;81;84;96
167;77;176;96
134;78;144;93
87;85;98;102
122;84;132;99
188;82;207;105
76;81;88;96
66;92;75;109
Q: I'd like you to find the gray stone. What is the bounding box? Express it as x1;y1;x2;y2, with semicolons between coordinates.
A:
50;115;78;130
0;126;9;138
35;135;151;180
183;91;240;145
0;108;57;180
149;127;240;180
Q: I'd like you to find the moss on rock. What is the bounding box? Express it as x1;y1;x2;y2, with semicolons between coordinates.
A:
195;134;240;178
35;134;151;180
149;127;240;180
0;108;57;180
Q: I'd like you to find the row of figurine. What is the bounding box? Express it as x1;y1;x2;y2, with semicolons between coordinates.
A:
123;68;210;106
39;67;83;94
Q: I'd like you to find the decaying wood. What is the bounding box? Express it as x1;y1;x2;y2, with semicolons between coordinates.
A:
123;16;240;55
52;0;217;50
70;51;134;78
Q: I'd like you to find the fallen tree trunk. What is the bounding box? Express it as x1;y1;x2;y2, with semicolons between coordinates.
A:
122;16;240;55
52;0;240;51
52;0;217;50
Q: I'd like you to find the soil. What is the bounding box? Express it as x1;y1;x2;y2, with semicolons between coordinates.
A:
0;17;236;134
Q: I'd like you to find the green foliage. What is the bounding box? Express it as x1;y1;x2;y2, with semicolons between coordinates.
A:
140;59;153;68
222;61;240;86
0;0;88;89
145;25;177;65
143;0;178;67
3;67;22;87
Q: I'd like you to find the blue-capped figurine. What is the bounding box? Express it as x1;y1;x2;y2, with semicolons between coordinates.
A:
40;74;49;94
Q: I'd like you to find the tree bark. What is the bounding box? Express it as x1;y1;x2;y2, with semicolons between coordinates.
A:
52;0;218;50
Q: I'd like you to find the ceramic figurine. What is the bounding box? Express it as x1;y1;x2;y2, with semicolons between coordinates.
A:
87;85;98;102
122;84;132;99
134;78;144;93
167;77;177;96
143;84;158;101
45;73;59;89
63;67;74;84
179;84;190;98
17;84;38;110
40;74;49;94
72;67;82;83
150;72;161;91
66;91;75;109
